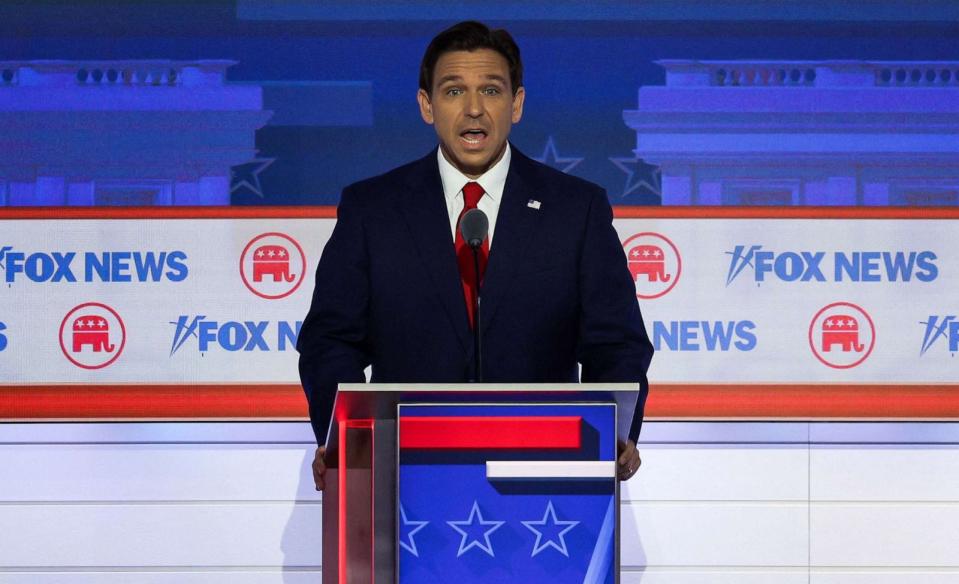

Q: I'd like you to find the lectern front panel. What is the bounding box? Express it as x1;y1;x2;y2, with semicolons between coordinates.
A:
396;403;617;584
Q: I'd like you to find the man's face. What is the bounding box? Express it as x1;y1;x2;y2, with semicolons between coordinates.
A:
417;48;525;179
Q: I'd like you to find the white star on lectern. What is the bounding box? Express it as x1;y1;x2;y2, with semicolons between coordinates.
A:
521;500;579;557
533;136;583;174
398;504;429;557
447;501;504;558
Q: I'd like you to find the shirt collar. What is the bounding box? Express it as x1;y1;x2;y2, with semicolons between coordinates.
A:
437;142;511;204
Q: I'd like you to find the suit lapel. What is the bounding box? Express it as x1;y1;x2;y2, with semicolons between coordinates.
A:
399;152;472;352
480;151;545;334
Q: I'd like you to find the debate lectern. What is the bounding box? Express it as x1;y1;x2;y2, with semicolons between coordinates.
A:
322;383;638;584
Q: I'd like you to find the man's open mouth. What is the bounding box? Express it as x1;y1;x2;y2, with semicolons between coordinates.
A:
460;129;488;144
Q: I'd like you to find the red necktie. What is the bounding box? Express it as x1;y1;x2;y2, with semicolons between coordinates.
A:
455;182;489;330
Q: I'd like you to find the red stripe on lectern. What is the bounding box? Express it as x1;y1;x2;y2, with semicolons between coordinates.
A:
399;416;582;449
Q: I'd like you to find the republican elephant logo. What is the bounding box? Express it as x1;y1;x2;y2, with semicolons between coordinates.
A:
240;232;307;300
59;302;126;370
252;245;295;283
808;302;875;369
627;244;671;283
821;315;865;353
620;232;682;300
71;315;115;353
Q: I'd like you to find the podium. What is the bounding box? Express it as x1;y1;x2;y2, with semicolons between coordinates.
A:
323;383;638;584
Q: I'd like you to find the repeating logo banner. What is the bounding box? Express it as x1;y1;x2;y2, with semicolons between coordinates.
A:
0;218;328;384
614;217;955;384
0;214;955;387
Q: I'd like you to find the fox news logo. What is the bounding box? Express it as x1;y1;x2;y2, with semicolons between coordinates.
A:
0;246;188;283
919;316;959;355
0;321;7;352
169;315;301;355
725;245;937;286
653;320;756;351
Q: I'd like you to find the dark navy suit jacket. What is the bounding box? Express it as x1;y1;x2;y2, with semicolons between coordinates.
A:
297;146;653;444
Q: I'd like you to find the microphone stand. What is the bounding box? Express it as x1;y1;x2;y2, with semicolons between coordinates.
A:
460;207;488;384
470;244;483;382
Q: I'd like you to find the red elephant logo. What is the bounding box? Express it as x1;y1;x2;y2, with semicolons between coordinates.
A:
59;302;126;370
72;315;115;353
627;244;671;283
808;302;875;369
620;232;682;300
821;315;865;352
252;244;295;283
240;233;307;300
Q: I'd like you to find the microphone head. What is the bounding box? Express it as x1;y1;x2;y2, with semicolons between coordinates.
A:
460;208;489;249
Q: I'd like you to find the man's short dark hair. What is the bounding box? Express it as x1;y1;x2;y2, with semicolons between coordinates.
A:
419;20;523;95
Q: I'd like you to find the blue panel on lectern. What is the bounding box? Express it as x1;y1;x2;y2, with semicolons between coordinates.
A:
397;404;616;584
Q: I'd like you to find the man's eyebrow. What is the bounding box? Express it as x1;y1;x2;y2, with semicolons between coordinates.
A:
436;74;464;86
435;74;508;86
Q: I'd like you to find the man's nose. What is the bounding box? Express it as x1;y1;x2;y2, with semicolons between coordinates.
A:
465;93;483;117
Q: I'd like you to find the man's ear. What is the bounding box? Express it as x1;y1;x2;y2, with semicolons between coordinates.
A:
511;86;525;124
417;89;434;124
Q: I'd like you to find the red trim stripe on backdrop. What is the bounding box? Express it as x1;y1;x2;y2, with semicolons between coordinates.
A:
2;384;959;421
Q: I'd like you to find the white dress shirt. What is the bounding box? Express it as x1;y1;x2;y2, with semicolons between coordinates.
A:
437;143;510;247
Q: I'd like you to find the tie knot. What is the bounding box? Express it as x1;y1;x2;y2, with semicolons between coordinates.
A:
462;182;484;209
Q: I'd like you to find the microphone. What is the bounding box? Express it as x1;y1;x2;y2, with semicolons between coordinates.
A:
460;208;489;249
460;208;488;382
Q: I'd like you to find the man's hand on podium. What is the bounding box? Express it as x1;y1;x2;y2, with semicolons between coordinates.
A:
617;440;641;481
312;446;327;491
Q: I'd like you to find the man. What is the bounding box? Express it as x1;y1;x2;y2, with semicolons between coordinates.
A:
297;20;652;490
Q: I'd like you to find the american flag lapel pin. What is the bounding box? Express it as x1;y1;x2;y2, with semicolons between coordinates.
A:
527;199;542;210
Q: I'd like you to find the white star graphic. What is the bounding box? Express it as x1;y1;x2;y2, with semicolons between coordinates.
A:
267;249;275;257
256;250;265;258
533;136;583;174
278;250;286;258
86;319;95;328
96;319;106;328
75;319;86;328
521;500;579;558
642;249;650;257
398;504;429;557
609;155;662;198
825;319;834;328
846;319;856;328
447;501;504;558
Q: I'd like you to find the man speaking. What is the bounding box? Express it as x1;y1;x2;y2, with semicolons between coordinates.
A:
297;21;653;490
